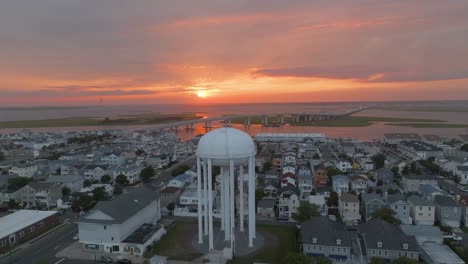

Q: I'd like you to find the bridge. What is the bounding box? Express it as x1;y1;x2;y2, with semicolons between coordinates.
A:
150;107;368;132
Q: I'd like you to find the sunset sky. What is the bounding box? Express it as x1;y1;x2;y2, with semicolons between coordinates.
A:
1;0;468;106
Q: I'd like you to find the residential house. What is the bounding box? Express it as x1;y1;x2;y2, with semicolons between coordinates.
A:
335;160;352;172
284;153;297;166
77;186;163;256
313;164;328;186
315;186;331;198
386;194;412;225
281;173;297;188
400;225;443;245
84;165;109;182
47;174;83;192
457;166;468;185
375;168;394;185
20;182;62;208
101;152;125;167
419;184;444;201
159;187;182;207
338;193;361;223
459;195;468;226
278;186;300;221
350;175;368;193
113;164;142;185
257;198;276;219
358;219;420;263
434;195;462;228
309;195;328;216
272;154;283;171
282;165;296;176
361;193;386;221
297;167;313;200
264;170;280;180
360;158;374;172
402;175;438;193
0;188;22;204
332;175;349;194
407;195;435;226
168;173;193;188
263;178;279;197
9;163;38;178
301;217;354;263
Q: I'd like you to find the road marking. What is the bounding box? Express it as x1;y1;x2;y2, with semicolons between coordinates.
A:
32;228;77;256
55;258;66;264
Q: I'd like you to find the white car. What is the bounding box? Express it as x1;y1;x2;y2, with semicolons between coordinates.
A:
73;234;79;240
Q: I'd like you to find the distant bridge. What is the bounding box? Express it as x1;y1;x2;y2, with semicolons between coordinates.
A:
150;107;368;132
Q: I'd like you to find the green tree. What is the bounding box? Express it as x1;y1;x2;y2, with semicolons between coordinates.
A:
115;174;129;186
140;166;156;182
410;162;417;174
92;187;108;201
393;257;419;264
314;257;332;264
113;184;123;195
402;165;409;175
370;257;387;264
8;199;19;209
167;202;175;212
372;208;401;225
391;166;399;176
326;167;343;177
461;144;468;152
100;175;112;184
83;179;92;188
281;253;312;264
326;192;339;207
171;165;190;176
377;179;383;186
8;177;32;189
62;186;71;197
372;153;386;170
294;202;320;223
263;161;273;171
0;151;5;161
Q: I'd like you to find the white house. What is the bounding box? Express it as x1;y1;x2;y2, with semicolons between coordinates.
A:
335;160;352;172
456;166;468;184
338;193;361;223
278;187;300;221
167;172;194;188
309;195;328;216
332;175;349;194
282;165;296;175
47;174;83;192
84;165;109;181
101;153;125;167
9;163;38;178
77;186;164;256
113;164;142;185
402;175;438;193
350;175;368;193
407;195;435;226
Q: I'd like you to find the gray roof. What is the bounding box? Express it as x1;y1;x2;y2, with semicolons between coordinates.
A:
419;184;441;196
400;225;443;239
407;195;433;206
362;193;385;204
358;219;419;252
434;195;461;207
386;194;406;205
257;198;275;209
315;185;331;194
26;182;58;190
79;186;159;224
340;193;359;203
301;217;354;247
403;175;438;181
458;166;468;172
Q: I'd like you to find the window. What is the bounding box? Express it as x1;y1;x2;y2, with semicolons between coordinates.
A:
403;243;408;250
343;248;347;253
372;249;376;255
384;251;388;256
337;247;341;253
312;237;317;244
30;226;35;232
18;231;25;238
104;225;107;230
377;242;382;248
332;247;335;252
39;222;44;228
337;239;341;245
0;240;5;247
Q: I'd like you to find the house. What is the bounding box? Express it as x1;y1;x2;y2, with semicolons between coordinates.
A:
301;217;354;263
457;166;468;184
361;193;386;221
350;175;368;193
257;198;276;219
332;175;349;194
298;172;313;201
459;196;468;226
357;219;420;263
315;186;331;198
84;165;109;181
278;186;300;221
335;160;352;172
386;194;412;225
281;173;297;188
434;195;462;228
47;174;83;192
282;165;296;175
407;195;435;225
313;164;328;186
338;193;361;223
9;163;38;178
0;188;22;204
272;154;283;171
419;242;465;264
402;175;438;193
101;152;125;167
113;164;142;185
309;195;328;216
263;178;279;197
159;187;182;207
0;210;59;254
264;170;280;180
20;182;62;208
360;158;374;172
419;184;444;201
400;225;443;245
284;153;297;166
168;173;193;188
77;186;164;256
375;168;394;185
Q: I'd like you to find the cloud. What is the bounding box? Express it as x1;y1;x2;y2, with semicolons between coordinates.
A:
252;66;468;83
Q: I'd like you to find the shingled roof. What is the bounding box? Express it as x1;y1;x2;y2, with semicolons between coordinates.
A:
358;219;419;252
301;217;354;247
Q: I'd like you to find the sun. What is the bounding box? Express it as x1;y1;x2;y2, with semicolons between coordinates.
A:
197;91;208;98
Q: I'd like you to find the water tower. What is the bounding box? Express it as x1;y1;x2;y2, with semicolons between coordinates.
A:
196;127;257;253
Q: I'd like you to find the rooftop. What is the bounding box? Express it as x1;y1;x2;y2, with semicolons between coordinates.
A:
301;217;354;247
0;210;58;239
339;193;359;203
122;223;162;244
420;242;464;264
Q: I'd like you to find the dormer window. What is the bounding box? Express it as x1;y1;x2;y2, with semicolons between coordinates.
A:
377;242;383;248
337;239;341;245
312;237;317;244
403;243;408;250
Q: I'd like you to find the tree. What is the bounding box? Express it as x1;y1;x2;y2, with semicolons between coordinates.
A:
263;161;273;172
167;202;175;212
410;162;417;174
113;184;123;195
461;144;468;152
294;202;320;223
92;187;108;201
402;165;409;175
313;257;332;264
115;174;129;186
8;177;32;189
8;199;19;209
326;192;339;207
391;166;399;176
377;179;383;186
100;175;112;183
372;153;386;170
393;257;419;264
135;149;146;156
62;186;71;197
370;257;387;264
281;253;312;264
0;151;5;161
312;153;320;160
372;208;401;225
326;167;343;177
140;166;155;182
83;179;92;188
171;165;190;176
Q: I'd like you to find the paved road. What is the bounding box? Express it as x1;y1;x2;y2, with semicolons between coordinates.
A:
148;156;196;190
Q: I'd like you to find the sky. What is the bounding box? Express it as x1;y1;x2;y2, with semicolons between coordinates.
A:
1;0;468;106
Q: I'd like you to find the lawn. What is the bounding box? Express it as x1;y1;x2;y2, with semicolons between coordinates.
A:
0;114;202;129
228;224;299;264
149;222;203;261
291;116;444;127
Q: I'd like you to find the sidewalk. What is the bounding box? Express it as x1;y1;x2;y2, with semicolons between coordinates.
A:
57;242;144;263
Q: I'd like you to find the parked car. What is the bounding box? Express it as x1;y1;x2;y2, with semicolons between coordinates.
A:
73;234;79;240
116;259;132;264
99;256;113;263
